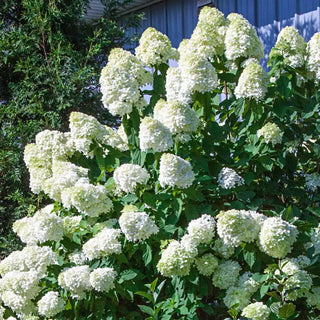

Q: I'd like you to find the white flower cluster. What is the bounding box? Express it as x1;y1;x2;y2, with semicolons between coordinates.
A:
187;214;216;245
82;227;122;260
195;253;219;277
0;270;40;316
157;240;197;277
119;209;159;242
224;273;259;311
283;270;313;301
37;291;65;318
69;112;124;157
100;48;152;116
271;26;306;68
217;209;266;247
307;33;320;80
35;129;74;160
58;265;91;299
213;238;235;259
136;27;178;66
217;167;244;189
242;302;270;320
235;60;269;100
43;160;89;202
305;173;320;191
113;163;150;194
165;67;193;106
0;245;57;276
190;6;227;59
212;260;241;290
179;41;218;95
13;204;64;245
61;179;113;217
159;153;195;189
280;255;311;276
139;117;173;152
89;268;117;293
259;217;298;258
225;13;264;61
153;99;199;135
257;122;282;145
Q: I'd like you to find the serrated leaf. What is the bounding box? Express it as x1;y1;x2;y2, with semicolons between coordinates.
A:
244;251;255;269
143;243;152;266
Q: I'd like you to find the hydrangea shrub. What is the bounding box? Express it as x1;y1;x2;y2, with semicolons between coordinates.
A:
1;6;320;320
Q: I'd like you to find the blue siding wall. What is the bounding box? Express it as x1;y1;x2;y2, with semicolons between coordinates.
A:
123;0;320;58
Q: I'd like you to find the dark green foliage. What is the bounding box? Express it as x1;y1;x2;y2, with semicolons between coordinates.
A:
0;0;140;256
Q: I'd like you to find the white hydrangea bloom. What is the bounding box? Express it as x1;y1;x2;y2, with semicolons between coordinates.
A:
242;302;270;320
61;180;113;217
190;6;227;59
119;210;159;242
37;291;65;318
136;27;178;66
154;99;199;135
213;238;235;259
225;13;264;61
0;271;40;300
117;124;129;151
174;133;192;144
13;205;64;245
187;214;216;245
217;209;265;247
257;122;282;145
217;167;244;189
223;286;251;311
100;48;152;116
179;43;219;94
58;266;91;299
139;117;173;152
63;215;82;234
270;26;306;68
89;268;117;293
69;250;87;265
113;164;150;194
159;153;195;189
307;33;320;80
43;160;89;202
195;253;219;276
305;173;320;192
69;112;110;157
180;234;199;252
283;270;312;301
0;291;34;317
83;227;122;260
212;260;241;290
24;143;52;194
157;240;197;277
165;67;192;106
0;245;57;276
234;60;269;100
35;129;74;160
280;258;301;276
224;273;260;311
259;217;298;258
306;287;320;309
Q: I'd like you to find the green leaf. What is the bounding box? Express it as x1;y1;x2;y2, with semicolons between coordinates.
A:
143;243;152;266
138;305;154;316
244;251;255;269
119;269;139;282
135;291;154;303
278;303;296;318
